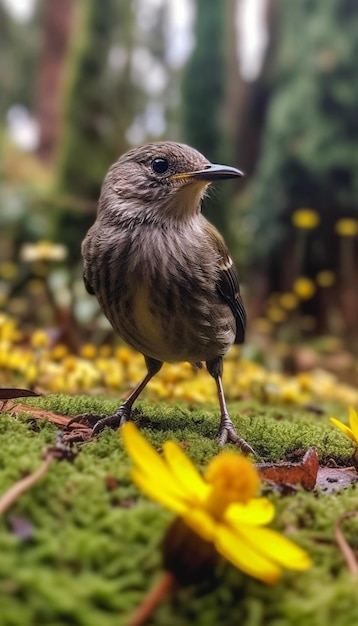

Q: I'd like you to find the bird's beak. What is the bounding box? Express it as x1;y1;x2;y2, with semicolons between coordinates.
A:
171;163;244;182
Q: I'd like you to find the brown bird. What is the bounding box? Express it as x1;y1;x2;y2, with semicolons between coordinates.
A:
82;141;254;453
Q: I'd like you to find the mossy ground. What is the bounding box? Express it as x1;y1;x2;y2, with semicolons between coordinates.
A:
0;394;357;626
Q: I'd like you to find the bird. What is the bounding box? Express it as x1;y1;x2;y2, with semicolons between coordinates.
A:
82;141;254;454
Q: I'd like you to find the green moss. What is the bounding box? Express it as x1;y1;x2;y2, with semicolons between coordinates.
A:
0;396;357;625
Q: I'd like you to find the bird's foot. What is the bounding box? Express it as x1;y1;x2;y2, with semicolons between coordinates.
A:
218;414;257;456
91;405;131;436
66;406;131;437
67;413;108;429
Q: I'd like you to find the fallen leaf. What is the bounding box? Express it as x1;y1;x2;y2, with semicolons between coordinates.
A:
0;388;40;400
257;447;319;490
316;467;358;493
105;474;119;491
5;402;89;430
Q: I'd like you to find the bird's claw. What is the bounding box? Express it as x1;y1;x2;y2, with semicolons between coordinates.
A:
91;406;131;436
218;415;257;456
66;413;108;429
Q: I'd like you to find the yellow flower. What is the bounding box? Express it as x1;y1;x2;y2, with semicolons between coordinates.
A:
292;209;320;229
251;317;273;334
266;306;286;324
316;270;335;288
80;343;97;359
31;329;51;349
280;292;298;310
293;277;316;300
20;240;68;262
335;219;358;237
0;261;18;280
121;423;311;584
330;407;358;445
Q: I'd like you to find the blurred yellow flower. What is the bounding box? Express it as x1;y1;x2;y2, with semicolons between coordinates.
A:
80;343;97;359
121;423;311;584
31;329;51;349
20;240;68;263
50;344;69;360
280;292;298;310
330;407;358;445
316;270;335;288
292;209;320;229
251;317;274;334
98;344;112;358
266;306;286;324
335;219;358;237
0;261;18;280
293;277;316;300
27;279;45;294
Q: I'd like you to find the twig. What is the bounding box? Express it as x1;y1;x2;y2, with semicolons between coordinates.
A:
0;435;77;516
0;453;54;516
334;511;358;577
127;571;176;626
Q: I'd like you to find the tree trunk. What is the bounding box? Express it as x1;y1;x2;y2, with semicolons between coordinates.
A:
35;0;75;164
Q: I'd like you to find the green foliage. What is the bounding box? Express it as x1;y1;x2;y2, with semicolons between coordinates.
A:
1;396;358;625
249;0;358;265
58;0;120;198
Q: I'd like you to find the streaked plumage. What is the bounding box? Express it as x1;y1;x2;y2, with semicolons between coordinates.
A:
82;142;254;453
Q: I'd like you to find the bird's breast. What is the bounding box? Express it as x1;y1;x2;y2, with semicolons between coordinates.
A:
109;275;235;364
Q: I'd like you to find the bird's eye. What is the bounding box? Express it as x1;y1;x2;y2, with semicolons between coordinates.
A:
152;158;169;174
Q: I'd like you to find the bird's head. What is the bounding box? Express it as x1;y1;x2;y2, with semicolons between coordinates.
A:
99;142;244;226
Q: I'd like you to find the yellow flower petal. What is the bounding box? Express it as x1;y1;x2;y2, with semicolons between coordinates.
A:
121;422;166;474
182;508;216;543
330;417;356;442
131;469;187;515
348;407;358;443
225;498;275;528
163;441;209;500
215;525;281;584
239;525;312;571
121;423;188;499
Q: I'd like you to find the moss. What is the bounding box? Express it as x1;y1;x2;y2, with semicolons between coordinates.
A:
0;395;357;625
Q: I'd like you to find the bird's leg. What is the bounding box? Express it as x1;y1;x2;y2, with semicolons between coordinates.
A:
206;357;256;455
79;357;163;436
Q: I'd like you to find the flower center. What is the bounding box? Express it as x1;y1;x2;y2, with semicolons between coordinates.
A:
203;452;259;520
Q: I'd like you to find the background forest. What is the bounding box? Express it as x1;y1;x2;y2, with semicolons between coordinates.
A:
1;3;358;625
0;0;358;388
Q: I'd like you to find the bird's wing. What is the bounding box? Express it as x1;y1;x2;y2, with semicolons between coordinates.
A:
83;273;95;296
204;222;246;344
217;257;246;344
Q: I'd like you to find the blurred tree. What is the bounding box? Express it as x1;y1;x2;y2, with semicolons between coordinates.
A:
54;0;171;262
182;0;227;163
54;0;137;261
0;1;41;119
58;0;121;200
234;0;277;177
35;0;75;164
248;0;358;335
181;0;238;236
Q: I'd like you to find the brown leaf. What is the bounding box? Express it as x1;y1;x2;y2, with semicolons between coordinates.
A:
257;447;319;490
0;388;40;400
5;402;89;429
105;474;120;491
